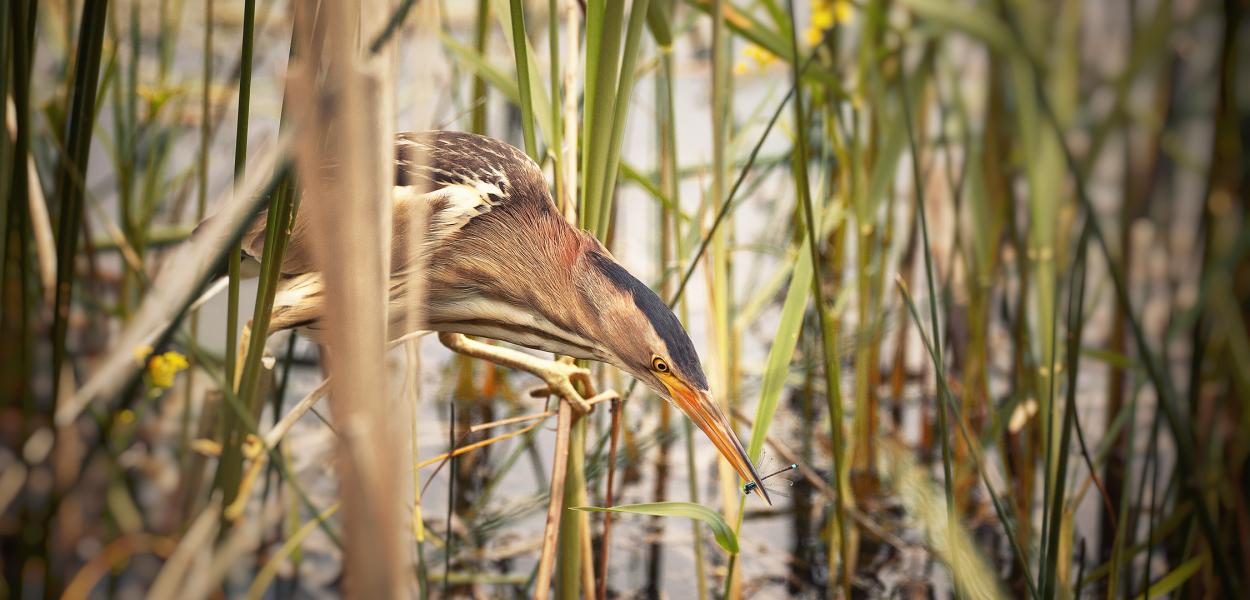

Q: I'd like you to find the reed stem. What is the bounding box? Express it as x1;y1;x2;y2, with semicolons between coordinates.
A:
783;2;850;595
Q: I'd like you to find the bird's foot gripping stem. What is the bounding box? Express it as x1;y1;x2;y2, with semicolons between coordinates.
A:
437;332;597;414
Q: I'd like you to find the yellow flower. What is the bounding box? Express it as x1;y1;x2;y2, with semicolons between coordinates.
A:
805;26;824;46
147;351;189;389
744;44;776;67
812;6;835;30
734;61;750;76
808;0;854;46
133;345;154;366
833;0;853;24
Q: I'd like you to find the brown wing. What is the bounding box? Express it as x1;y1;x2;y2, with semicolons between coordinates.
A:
236;131;554;277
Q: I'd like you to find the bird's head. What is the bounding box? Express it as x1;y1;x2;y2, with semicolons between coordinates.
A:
577;251;770;504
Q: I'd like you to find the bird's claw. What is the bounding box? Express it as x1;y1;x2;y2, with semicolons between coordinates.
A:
538;360;593;415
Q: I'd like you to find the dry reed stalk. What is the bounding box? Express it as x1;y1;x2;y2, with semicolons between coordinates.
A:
560;0;580;224
61;534;177;600
262;378;331;447
471;411;557;432
412;391;617;479
287;0;406;594
261;331;429;450
181;514;267;600
145;496;222;598
534;401;575;600
394;7;436;589
597;397;622;600
416;421;546;470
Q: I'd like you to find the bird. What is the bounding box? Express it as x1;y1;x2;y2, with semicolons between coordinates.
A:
235;130;770;503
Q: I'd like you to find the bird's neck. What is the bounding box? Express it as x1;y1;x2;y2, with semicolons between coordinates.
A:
424;217;609;361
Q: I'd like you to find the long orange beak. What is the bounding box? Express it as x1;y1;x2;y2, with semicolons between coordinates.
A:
666;383;770;505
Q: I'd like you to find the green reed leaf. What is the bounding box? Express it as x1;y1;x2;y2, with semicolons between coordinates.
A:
574;502;739;553
1131;556;1204;600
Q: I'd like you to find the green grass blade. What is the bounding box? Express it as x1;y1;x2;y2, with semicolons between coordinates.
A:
581;0;626;231
783;2;849;594
247;502;342;600
2;0;37;411
574;502;739;553
746;204;818;463
507;0;538;158
1079;502;1192;587
686;0;790;62
440;32;521;101
470;0;491;134
1130;556;1204;600
236;176;297;420
596;0;652;238
646;0;673;47
620;162;690;221
1039;225;1090;596
51;0;110;402
897;48;957;539
898;0;1018;55
180;339;342;549
455;6;557;147
215;0;258;519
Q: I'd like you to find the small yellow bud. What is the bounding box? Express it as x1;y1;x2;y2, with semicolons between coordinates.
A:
192;439;223;456
805;26;824;47
812;8;835;30
833;0;853;24
147;351;189;389
743;44;776;66
116;409;136;426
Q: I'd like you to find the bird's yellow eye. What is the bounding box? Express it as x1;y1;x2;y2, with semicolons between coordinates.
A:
652;357;670;373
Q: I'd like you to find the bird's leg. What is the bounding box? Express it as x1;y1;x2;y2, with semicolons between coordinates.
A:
437;332;594;414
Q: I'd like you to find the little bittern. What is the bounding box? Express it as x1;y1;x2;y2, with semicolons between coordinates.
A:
237;131;769;502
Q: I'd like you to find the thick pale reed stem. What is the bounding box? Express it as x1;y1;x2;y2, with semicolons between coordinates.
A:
287;0;406;593
534;402;574;600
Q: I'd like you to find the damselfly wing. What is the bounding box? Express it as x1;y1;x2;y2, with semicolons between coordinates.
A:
743;457;798;499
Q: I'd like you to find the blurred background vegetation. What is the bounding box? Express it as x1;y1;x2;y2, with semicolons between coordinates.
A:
2;0;1249;597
